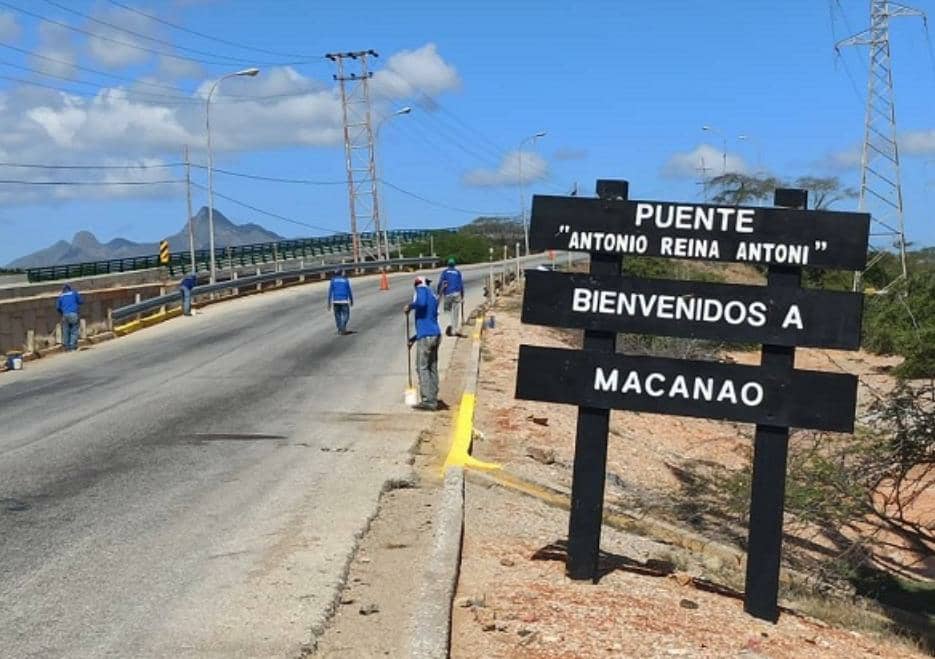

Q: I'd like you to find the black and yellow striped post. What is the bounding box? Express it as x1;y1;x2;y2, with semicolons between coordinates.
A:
159;240;170;265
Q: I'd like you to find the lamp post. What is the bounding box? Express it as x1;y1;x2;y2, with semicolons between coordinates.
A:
518;131;547;256
702;125;727;175
206;67;260;284
738;134;763;175
375;106;412;261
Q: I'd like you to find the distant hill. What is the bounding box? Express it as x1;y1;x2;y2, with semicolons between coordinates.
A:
7;207;285;268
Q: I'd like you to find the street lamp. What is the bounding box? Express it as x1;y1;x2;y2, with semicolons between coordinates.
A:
737;134;763;174
702;125;727;174
375;106;412;261
206;67;260;284
519;130;547;256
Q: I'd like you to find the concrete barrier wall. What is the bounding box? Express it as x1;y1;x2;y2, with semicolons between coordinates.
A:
0;284;165;354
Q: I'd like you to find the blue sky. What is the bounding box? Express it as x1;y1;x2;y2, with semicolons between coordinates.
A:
2;0;935;264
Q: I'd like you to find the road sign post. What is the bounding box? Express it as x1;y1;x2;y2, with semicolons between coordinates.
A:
566;179;627;581
516;180;868;620
744;188;806;622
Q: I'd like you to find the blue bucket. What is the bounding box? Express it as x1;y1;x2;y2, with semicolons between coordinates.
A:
486;315;496;329
6;353;22;371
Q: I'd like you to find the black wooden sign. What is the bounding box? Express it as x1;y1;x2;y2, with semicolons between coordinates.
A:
521;269;864;349
529;196;870;270
515;345;858;433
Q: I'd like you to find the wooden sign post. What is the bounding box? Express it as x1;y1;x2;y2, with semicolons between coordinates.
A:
566;179;627;580
516;180;869;622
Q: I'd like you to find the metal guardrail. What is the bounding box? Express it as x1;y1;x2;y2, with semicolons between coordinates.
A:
111;256;441;322
26;229;453;283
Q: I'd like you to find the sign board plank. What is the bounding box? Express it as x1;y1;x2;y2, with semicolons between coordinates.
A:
521;270;864;349
529;196;870;270
515;345;858;432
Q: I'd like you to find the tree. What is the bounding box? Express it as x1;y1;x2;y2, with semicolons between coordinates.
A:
707;173;857;210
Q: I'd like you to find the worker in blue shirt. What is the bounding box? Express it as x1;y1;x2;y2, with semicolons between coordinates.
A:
436;257;465;337
404;275;442;410
179;272;197;316
328;268;354;335
56;284;83;352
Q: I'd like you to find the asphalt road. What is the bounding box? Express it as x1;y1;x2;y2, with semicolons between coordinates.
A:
0;263;505;658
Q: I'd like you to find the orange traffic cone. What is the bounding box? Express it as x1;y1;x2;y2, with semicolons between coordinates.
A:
380;270;390;291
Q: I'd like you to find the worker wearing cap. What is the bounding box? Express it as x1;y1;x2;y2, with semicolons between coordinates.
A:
327;268;354;335
404;276;442;411
437;257;465;336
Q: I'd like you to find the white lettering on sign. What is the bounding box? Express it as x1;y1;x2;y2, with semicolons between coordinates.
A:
567;230;648;254
633;203;755;233
660;237;721;259
571;288;770;328
782;304;804;330
593;368;765;407
735;241;810;265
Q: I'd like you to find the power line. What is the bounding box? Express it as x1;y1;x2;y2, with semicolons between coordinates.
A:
104;0;322;61
0;1;290;68
0;178;183;185
189;180;338;233
41;0;321;68
0;161;184;169
189;163;346;185
380;178;513;216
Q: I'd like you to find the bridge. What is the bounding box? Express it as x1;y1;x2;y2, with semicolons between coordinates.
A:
0;254;541;656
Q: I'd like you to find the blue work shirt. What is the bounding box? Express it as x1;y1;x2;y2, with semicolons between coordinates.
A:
56;285;83;315
179;274;197;291
437;267;464;295
410;284;441;339
328;276;353;304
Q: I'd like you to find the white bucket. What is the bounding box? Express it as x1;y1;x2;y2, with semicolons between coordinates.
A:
6;355;22;371
404;388;419;407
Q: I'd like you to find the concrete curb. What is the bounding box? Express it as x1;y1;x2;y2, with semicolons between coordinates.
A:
408;319;487;658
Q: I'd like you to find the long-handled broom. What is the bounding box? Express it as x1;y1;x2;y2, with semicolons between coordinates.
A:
404;312;418;406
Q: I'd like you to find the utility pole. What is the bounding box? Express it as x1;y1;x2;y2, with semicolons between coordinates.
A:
695;157;711;203
184;145;195;274
837;0;923;292
327;50;381;263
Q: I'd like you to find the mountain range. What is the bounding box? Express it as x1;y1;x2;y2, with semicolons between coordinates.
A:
7;207;285;268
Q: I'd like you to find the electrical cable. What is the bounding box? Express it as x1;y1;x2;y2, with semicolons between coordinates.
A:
189;180;338;232
104;0;323;61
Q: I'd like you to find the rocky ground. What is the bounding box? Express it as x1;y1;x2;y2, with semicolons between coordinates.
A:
451;279;930;658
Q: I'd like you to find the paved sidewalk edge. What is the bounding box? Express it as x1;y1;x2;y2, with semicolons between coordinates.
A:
408;316;487;658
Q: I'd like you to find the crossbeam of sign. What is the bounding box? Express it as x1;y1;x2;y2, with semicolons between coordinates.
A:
159;240;170;265
522;270;864;349
515;345;858;433
529;196;870;270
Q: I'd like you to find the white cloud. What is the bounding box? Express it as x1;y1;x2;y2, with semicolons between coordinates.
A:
900;129;935;156
463;151;548;187
0;43;460;204
823;145;862;171
372;43;460;99
0;10;20;42
30;23;78;78
553;147;587;161
157;55;203;81
661;144;749;179
85;6;160;69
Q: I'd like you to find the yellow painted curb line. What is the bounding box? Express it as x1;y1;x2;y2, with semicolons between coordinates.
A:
113;307;183;336
442;318;500;474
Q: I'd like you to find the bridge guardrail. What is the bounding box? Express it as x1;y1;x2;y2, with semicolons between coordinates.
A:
111;256;441;323
25;229;453;283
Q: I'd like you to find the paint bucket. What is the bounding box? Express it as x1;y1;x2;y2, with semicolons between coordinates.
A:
486;315;496;329
405;387;419;407
6;352;22;371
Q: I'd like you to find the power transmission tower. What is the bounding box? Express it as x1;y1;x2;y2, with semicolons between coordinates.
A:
836;0;926;292
326;50;381;263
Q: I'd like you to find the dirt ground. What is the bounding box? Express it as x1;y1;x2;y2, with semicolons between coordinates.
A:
451;281;930;658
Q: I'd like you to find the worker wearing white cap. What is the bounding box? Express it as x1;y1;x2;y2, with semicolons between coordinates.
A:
403;275;442;410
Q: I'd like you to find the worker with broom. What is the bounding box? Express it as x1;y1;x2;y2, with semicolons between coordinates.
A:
404;275;442;411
